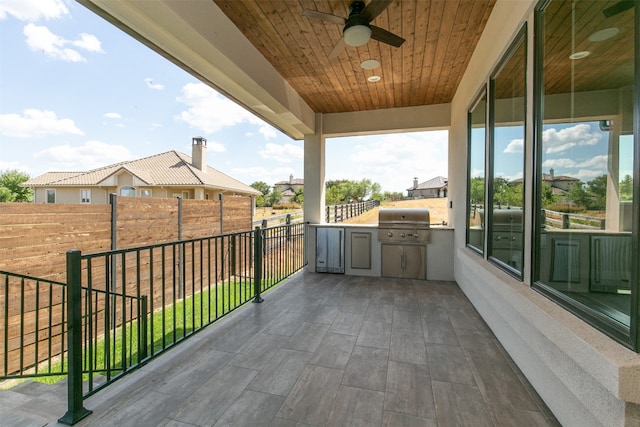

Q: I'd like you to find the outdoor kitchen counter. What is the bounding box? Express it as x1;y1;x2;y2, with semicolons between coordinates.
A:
308;224;454;281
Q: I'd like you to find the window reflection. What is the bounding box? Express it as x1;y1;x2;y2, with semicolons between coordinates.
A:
467;91;486;253
489;31;526;275
535;0;635;333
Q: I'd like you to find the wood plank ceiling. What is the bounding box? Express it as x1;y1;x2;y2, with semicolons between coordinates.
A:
214;0;496;114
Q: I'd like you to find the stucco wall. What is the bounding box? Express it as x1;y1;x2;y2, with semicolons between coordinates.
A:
449;1;640;426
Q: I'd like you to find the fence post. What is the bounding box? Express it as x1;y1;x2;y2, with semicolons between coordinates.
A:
177;197;184;299
286;214;291;241
326;206;329;223
59;250;92;425
109;194;117;328
252;226;264;303
219;193;224;234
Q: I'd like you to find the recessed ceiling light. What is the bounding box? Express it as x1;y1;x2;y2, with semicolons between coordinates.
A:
588;27;619;42
569;51;590;60
361;59;380;70
367;75;381;82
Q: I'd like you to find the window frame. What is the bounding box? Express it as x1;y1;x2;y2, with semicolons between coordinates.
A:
532;0;639;351
466;86;488;255
80;189;91;204
487;23;528;279
119;186;136;197
46;189;56;204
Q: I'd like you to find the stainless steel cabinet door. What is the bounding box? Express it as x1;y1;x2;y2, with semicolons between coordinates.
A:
381;244;426;279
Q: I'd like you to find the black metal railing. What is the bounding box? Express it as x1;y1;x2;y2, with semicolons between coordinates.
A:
1;223;306;424
1;271;69;379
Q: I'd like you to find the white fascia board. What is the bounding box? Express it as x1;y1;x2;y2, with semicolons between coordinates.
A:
321;103;451;138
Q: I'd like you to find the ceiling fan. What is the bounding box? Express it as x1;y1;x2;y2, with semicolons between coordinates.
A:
303;0;405;59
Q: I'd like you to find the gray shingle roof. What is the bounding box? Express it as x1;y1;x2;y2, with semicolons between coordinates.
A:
408;176;448;191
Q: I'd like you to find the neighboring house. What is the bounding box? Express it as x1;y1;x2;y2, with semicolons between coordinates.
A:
407;176;448;199
24;137;261;204
513;168;580;201
273;175;303;203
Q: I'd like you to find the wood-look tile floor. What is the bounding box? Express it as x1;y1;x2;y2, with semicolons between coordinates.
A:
62;272;559;426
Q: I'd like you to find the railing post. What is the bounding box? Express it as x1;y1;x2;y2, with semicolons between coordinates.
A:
252;227;264;303
59;250;92;425
139;295;148;362
286;214;291;241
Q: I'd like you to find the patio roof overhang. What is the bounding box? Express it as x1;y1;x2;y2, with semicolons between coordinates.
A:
75;0;487;139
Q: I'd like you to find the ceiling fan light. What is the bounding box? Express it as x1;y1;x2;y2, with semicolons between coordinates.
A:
344;24;371;47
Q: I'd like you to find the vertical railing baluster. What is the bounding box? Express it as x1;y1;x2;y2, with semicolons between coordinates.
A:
58;250;92;425
253;227;263;303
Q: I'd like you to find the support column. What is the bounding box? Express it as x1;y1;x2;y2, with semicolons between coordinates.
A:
304;113;326;225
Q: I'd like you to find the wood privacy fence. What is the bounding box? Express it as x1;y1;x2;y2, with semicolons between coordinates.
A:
0;195;253;282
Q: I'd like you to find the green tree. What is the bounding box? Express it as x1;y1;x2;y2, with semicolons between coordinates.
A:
325;185;343;205
267;187;282;206
541;182;557;208
568;182;589;209
0;170;32;202
291;187;304;204
251;181;271;207
469;177;485;205
586;175;607;210
619;174;633;201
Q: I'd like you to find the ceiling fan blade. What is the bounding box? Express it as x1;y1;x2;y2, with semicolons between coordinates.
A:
328;37;346;60
370;25;405;47
361;0;392;22
602;0;634;18
302;9;345;25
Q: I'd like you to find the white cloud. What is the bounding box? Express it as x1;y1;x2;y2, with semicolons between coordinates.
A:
103;112;122;119
175;83;263;133
0;109;83;137
328;130;449;192
72;33;103;53
144;78;164;91
258;125;277;140
504;138;523;153
576;154;608;169
542;158;577;168
543;123;601;154
23;23;103;62
0;0;68;21
231;165;296;186
259;143;303;164
573;168;603;182
34;140;133;170
0;159;30;175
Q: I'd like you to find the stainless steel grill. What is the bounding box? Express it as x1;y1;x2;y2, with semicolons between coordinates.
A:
377;208;431;243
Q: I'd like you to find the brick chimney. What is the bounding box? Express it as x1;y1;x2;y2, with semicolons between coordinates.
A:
549;168;554;181
289;174;293;184
192;136;207;172
413;177;418;189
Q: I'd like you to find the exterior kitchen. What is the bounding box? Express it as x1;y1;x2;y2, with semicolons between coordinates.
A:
311;208;454;281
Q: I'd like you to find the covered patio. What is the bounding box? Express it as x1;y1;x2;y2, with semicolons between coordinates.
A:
59;0;640;425
9;273;557;426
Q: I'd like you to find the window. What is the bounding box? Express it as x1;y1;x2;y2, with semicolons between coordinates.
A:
80;189;91;204
120;186;136;197
467;89;487;253
534;0;637;348
488;26;526;276
46;189;55;204
182;191;189;199
141;189;152;197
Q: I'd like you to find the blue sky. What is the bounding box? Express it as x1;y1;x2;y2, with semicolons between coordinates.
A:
470;121;633;184
0;0;448;194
